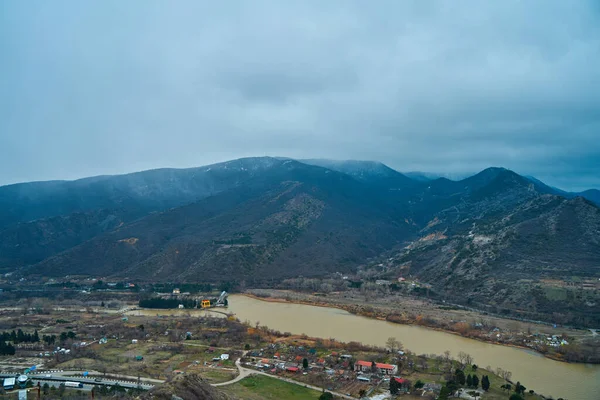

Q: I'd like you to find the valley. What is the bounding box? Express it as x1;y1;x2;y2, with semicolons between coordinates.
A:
1;157;599;399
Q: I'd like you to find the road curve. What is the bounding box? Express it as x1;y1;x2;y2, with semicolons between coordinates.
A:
212;358;354;399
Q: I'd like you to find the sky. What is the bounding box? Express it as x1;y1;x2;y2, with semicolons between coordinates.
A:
1;1;599;191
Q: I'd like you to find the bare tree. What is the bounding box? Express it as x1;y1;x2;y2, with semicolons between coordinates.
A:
457;352;473;369
386;337;401;353
464;353;474;368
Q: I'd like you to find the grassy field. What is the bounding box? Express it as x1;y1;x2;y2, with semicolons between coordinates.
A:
221;375;322;400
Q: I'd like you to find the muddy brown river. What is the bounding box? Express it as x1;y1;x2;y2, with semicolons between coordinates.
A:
224;295;599;400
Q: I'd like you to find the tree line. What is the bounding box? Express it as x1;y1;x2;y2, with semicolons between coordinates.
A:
0;329;40;344
139;297;197;309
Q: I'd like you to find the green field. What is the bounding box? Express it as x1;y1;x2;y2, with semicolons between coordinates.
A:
221;375;322;400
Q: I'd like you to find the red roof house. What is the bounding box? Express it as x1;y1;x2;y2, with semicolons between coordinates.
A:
354;360;398;375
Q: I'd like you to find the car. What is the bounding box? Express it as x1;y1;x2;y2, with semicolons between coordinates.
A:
94;378;102;382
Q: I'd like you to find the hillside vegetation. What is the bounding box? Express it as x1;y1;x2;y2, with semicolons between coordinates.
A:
1;157;599;326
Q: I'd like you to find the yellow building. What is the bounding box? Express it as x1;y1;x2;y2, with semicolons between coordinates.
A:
201;300;211;308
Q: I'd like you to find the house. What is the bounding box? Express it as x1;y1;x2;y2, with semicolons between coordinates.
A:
354;360;398;375
131;339;138;344
286;366;299;373
423;383;442;395
394;377;407;384
178;304;184;309
357;375;371;382
376;363;398;375
220;354;229;360
173;288;181;294
3;377;15;390
354;360;372;372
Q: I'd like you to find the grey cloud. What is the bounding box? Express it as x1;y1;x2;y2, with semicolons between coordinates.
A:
0;0;599;191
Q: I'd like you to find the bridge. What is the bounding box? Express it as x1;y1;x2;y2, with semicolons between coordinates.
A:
0;372;158;392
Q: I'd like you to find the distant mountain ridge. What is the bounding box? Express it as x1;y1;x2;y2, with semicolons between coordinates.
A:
2;156;599;326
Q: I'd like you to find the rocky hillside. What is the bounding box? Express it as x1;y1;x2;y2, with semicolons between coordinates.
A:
26;160;414;283
392;188;600;326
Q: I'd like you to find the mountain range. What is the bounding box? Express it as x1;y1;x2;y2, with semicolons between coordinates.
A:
1;157;599;326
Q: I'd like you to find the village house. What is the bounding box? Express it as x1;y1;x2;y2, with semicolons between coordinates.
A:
354;360;398;375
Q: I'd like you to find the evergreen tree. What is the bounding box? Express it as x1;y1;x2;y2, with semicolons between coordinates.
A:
302;358;309;369
472;375;479;388
389;378;399;395
466;374;473;387
17;329;25;343
455;369;466;385
33;330;40;342
481;375;490;391
514;381;526;395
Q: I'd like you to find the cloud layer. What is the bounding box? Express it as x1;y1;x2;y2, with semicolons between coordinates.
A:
1;1;599;190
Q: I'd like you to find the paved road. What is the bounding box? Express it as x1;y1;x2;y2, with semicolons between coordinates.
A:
212;358;354;399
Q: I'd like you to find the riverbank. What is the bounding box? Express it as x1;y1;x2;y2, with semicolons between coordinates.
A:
242;289;598;365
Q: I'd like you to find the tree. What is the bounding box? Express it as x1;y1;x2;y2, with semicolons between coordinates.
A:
466;374;473;387
481;375;490;391
514;381;526;395
455;369;466;385
319;392;334;400
386;337;401;353
457;351;473;368
472;364;478;371
390;378;399;395
303;358;309;369
509;394;524;400
42;383;49;395
472;374;479;388
101;301;105;307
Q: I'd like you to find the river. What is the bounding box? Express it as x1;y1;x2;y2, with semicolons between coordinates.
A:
223;295;599;400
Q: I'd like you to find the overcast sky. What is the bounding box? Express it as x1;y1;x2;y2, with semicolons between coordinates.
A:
1;1;599;191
